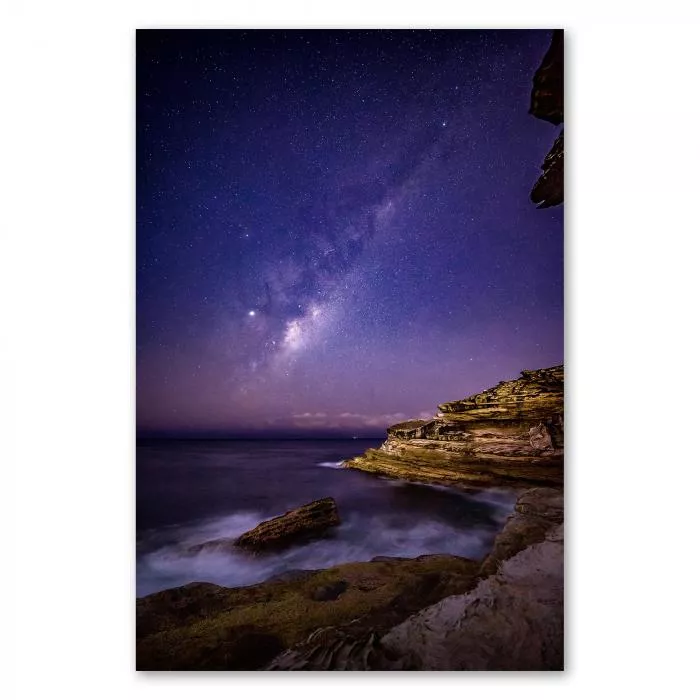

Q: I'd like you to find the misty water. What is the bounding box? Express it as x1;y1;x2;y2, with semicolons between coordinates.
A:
136;439;518;597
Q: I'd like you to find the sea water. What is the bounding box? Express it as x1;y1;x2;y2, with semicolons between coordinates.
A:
136;439;517;597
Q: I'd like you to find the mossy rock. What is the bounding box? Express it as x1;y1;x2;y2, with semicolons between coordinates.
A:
136;554;480;670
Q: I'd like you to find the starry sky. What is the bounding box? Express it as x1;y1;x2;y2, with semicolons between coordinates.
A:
136;29;563;437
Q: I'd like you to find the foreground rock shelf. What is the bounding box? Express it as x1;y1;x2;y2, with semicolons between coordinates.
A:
136;553;481;670
267;487;564;671
136;487;563;671
344;365;564;488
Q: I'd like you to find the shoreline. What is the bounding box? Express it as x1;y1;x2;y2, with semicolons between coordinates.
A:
136;484;563;670
135;476;520;600
136;364;564;669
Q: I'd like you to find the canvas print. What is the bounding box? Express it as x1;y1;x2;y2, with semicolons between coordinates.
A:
136;29;564;671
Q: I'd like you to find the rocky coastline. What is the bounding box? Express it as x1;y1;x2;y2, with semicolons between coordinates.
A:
137;485;563;670
344;365;564;488
267;487;563;671
137;364;564;671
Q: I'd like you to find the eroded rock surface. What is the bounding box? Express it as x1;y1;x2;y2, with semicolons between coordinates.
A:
378;523;564;671
136;554;480;670
344;365;563;488
480;486;563;576
236;497;341;551
266;487;563;671
188;497;341;554
138;488;564;671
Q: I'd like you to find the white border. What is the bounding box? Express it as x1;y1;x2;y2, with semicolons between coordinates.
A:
4;1;700;697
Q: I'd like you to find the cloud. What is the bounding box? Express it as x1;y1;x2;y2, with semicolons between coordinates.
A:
337;411;408;427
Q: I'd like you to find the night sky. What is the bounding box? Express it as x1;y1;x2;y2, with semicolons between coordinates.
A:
136;30;563;437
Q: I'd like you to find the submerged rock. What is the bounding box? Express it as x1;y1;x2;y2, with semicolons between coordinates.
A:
235;497;341;552
344;365;563;488
189;497;342;555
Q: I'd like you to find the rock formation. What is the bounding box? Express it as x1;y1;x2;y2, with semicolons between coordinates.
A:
530;29;563;126
266;488;564;671
378;522;564;670
188;497;341;554
531;131;563;208
136;553;481;670
270;526;563;671
344;365;564;488
530;29;564;208
480;486;564;576
137;488;563;670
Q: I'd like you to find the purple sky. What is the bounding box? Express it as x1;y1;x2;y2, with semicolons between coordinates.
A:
136;30;563;436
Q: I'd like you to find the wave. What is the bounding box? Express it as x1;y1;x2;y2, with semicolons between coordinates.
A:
136;508;503;598
316;461;345;468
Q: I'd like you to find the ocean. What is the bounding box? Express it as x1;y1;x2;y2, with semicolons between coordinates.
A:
136;439;518;597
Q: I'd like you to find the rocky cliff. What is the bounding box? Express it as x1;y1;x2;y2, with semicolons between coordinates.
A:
344;365;564;488
530;29;564;208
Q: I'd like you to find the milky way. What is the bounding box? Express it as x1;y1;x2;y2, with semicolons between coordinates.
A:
136;30;563;436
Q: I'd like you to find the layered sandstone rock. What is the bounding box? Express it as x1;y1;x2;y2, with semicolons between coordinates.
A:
188;497;341;554
344;365;564;488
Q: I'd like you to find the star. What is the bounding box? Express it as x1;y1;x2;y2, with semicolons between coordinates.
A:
136;30;563;436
